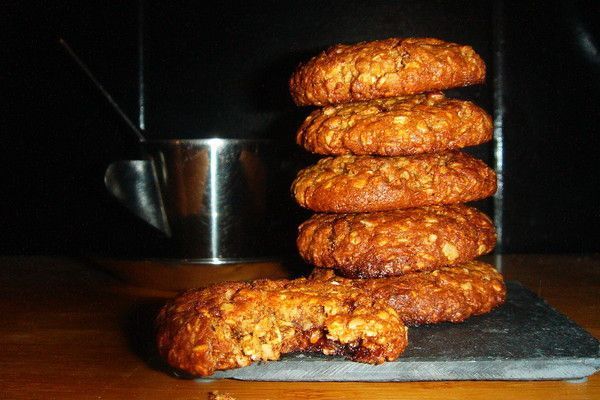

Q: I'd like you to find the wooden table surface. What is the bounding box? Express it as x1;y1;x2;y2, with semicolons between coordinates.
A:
0;255;598;400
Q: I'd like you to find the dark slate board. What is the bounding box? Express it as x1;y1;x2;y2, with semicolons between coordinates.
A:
197;282;600;382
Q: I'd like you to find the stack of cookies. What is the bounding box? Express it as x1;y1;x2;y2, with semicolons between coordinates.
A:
154;39;509;378
290;38;503;316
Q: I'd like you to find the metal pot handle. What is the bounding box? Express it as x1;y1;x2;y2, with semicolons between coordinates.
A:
104;160;171;236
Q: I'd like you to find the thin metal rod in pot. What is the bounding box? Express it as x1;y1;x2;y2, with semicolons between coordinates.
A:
58;38;146;142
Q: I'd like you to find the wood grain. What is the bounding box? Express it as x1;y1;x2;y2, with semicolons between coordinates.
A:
0;255;598;400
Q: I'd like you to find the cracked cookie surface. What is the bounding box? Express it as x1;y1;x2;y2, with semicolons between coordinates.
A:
290;38;486;106
292;151;497;213
310;260;506;325
156;278;407;376
296;92;492;156
297;205;496;277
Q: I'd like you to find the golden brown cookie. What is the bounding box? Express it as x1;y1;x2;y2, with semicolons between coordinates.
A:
292;151;496;213
156;277;407;376
310;260;506;325
290;38;486;106
296;92;492;156
297;205;496;278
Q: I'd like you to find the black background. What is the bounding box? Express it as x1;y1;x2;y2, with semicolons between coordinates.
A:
2;1;599;257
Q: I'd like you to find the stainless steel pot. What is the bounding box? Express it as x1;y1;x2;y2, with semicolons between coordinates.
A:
104;138;280;263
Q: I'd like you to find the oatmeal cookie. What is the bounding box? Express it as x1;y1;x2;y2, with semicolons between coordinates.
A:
310;260;506;325
297;205;496;277
290;38;486;106
296;92;492;156
292;151;496;212
156;278;407;376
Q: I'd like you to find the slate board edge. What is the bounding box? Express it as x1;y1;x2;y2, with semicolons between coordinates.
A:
200;357;600;382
